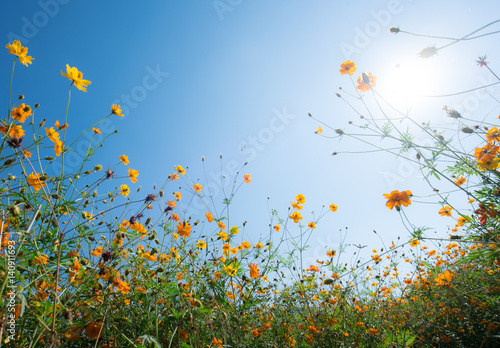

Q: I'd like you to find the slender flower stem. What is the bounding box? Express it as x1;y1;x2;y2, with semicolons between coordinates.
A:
60;83;72;188
8;58;16;118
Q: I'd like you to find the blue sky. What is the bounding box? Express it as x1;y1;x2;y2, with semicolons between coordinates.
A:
2;0;500;268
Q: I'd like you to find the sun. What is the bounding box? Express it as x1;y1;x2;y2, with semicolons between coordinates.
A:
381;57;441;107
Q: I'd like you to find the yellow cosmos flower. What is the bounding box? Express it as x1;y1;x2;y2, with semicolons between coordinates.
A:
315;126;323;134
409;238;420;247
61;64;91;92
45;127;60;143
308;222;316;229
174;192;182;200
54;140;64;157
224;264;238;276
111;104;123;116
196;240;207;250
119;184;130;197
92;128;101;134
175;165;186;175
128;168;139;183
119;155;129;165
6;40;34;66
27;173;46;191
329;204;338;212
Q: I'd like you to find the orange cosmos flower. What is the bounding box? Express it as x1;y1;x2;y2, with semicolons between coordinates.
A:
454;176;466;186
434;270;454;286
55;120;68;130
339;60;356;76
249;263;260;279
193;183;202;193
61;64;91;92
166;200;176;208
176;221;192;238
307;265;319;272
486;127;500;143
34;255;48;265
22;149;32;158
315;126;323;134
383;190;412;210
128;168;139;183
308;222;316;229
205;212;213;222
1;124;25;138
92;128;101;134
274;225;281;232
356;72;377;92
10;103;32;123
243;174;251;183
329;204;338;212
212;337;223;348
169;173;179;181
289;211;302;223
174;192;182;200
438;206;452;217
90;247;103;257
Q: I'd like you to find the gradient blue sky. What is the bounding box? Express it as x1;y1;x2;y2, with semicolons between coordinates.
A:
2;0;500;267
